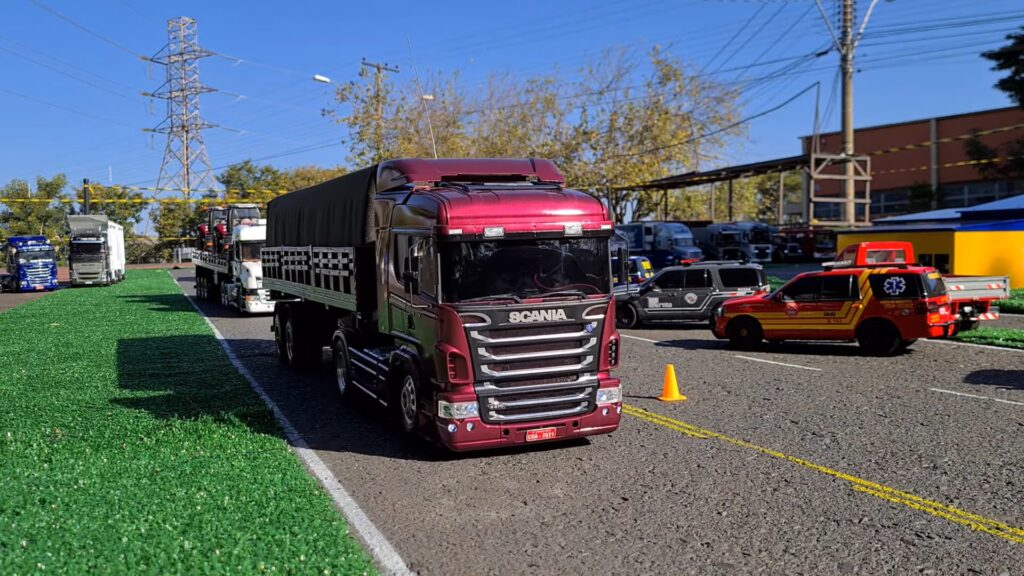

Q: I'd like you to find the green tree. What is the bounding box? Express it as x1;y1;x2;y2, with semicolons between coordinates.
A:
216;160;287;204
72;184;147;230
965;26;1024;177
324;47;741;223
280;165;348;191
0;174;70;250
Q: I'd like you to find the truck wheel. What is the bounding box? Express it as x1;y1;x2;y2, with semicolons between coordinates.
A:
392;364;421;435
616;303;639;329
274;308;289;364
331;333;352;401
727;317;763;348
857;320;902;356
196;276;206;300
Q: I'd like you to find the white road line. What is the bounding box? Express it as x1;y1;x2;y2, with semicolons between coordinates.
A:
920;338;1024;354
621;334;663;344
175;274;412;576
733;355;822;371
929;388;1024;407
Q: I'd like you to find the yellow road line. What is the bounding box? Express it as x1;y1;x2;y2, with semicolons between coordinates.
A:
622;404;1024;544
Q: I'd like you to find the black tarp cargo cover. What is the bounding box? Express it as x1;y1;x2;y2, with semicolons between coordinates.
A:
266;165;376;247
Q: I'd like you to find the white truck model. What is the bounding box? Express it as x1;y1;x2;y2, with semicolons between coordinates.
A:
67;214;125;286
193;219;274;314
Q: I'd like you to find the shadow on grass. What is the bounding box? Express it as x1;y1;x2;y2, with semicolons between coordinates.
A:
963;369;1024;391
120;293;242;319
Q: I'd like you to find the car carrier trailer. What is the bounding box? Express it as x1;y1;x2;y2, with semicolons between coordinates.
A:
262;158;623;452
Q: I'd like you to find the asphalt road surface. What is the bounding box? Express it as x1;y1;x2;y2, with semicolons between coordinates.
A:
171;270;1023;575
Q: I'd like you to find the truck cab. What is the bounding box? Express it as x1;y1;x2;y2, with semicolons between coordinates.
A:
694;223;743;261
711;241;956;355
3;236;59;292
221;220;274;313
734;221;774;263
616;221;703;268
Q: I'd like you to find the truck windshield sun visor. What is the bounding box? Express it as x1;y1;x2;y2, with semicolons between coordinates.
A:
441;237;610;303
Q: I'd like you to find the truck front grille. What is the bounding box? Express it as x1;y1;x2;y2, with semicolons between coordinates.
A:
463;306;606;424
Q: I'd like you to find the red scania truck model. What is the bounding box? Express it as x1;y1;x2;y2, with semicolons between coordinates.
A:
711;241;960;355
262;158;622;451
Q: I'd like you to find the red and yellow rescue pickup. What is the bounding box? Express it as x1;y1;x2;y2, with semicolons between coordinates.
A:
710;241;1009;356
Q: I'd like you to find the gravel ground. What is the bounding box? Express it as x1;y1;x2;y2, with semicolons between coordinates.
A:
172;270;1023;575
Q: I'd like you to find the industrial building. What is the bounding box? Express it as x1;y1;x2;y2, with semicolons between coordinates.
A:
804;106;1024;220
837;193;1024;288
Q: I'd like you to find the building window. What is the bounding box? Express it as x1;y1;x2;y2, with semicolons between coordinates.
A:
938;180;1024;209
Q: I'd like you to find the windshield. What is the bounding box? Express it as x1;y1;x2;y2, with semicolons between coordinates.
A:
441;237;610;302
70;242;104;260
719;232;741;246
239;242;264;261
922;272;947;297
672;237;694;247
749;230;772;244
231;208;260;227
17;249;55;264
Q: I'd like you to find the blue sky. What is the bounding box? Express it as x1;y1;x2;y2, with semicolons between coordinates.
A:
0;0;1020;192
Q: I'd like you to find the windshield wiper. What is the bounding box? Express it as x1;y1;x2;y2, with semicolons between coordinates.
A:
539;289;589;299
459;293;523;304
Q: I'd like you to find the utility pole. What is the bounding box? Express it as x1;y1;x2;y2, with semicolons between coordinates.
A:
840;0;855;225
361;59;399;164
82;179;91;215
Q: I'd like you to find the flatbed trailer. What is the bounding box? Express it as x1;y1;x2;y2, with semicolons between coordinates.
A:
944;275;1009;332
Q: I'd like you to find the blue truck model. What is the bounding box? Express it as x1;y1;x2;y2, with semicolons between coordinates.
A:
2;236;60;292
615;221;704;269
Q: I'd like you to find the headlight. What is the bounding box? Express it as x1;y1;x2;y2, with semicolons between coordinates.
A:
596;386;621;404
438;400;479;420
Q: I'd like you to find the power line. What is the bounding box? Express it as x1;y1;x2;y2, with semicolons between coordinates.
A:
0;44;137;103
0;86;134;127
26;0;143;59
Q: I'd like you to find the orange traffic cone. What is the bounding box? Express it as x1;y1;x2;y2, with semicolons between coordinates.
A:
658;364;686;402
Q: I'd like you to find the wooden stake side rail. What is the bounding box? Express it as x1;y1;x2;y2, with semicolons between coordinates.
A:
192;250;229;274
262;245;368;312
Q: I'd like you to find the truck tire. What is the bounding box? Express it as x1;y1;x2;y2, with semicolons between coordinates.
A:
856;319;902;356
331;332;352;401
196;275;207;300
280;306;321;370
274;307;289;364
616;302;640;329
392;363;422;435
727;316;763;349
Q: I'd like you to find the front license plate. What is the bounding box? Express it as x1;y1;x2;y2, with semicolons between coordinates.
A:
525;427;557;442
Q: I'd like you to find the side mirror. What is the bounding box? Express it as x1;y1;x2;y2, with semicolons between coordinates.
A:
402;271;420;295
616;247;628;285
402;255;421;295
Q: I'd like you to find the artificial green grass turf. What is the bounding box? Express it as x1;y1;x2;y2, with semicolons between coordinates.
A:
953;326;1024;350
0;270;375;575
1000;288;1024;314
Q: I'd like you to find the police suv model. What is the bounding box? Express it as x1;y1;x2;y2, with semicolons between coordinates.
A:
615;261;769;328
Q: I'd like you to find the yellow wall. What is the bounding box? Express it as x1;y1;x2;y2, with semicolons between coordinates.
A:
953;231;1024;289
837;230;1024;289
